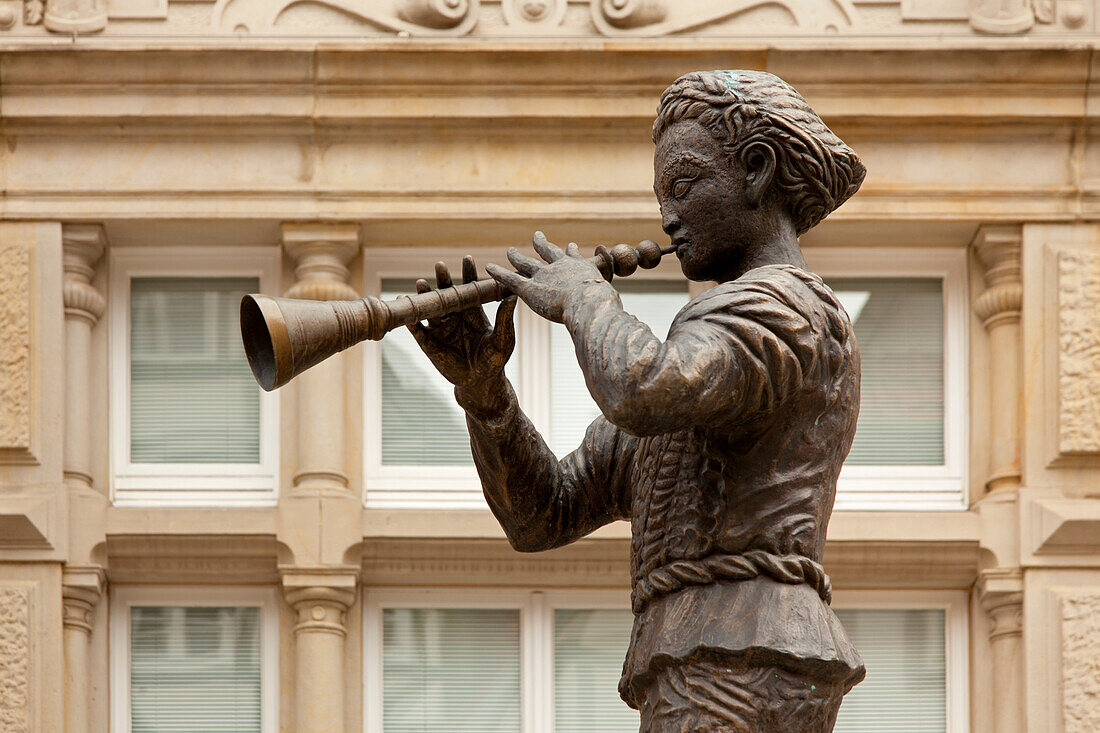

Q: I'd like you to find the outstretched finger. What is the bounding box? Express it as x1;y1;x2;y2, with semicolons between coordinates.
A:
532;231;564;264
415;278;431;294
493;295;519;355
566;242;582;258
486;263;527;295
434;261;453;290
461;255;478;284
507;247;543;277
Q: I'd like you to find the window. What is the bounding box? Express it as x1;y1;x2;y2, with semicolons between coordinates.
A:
365;589;967;733
363;589;637;733
831;590;969;733
365;246;965;511
110;586;278;733
110;248;279;505
807;248;968;510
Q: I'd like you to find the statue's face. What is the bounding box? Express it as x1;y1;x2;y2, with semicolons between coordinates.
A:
653;119;752;283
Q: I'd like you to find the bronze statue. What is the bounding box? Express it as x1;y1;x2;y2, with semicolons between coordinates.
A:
241;69;866;733
408;70;866;732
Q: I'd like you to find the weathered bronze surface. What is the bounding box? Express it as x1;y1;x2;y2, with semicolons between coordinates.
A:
408;70;867;732
241;69;867;732
240;240;671;391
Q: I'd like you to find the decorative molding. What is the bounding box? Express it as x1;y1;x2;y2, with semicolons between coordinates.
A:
1056;249;1100;456
282;223;361;302
974;225;1023;329
0;499;52;550
61;225;106;327
978;568;1024;641
1061;589;1100;733
0;585;31;733
105;534;280;583
0;235;32;463
1023;495;1100;560
43;0;107;32
280;565;359;637
62;565;104;635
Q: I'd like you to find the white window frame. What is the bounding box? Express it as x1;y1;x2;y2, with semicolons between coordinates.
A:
361;246;685;510
362;587;632;733
109;247;280;506
831;589;970;733
805;247;969;511
365;587;967;733
109;584;279;733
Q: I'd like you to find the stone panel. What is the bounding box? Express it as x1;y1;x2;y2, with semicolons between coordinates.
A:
1058;250;1100;456
1062;590;1100;733
0;585;31;733
0;238;31;461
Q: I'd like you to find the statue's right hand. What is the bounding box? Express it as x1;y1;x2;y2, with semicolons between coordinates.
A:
407;256;518;399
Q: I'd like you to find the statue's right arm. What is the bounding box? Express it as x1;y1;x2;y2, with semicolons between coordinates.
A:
457;378;636;553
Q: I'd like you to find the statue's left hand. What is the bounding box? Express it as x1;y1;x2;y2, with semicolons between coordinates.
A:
487;232;604;324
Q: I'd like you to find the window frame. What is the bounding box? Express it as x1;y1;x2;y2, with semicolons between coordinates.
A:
109;584;279;733
831;589;970;733
361;246;685;510
364;587;967;733
806;247;969;511
109;247;280;506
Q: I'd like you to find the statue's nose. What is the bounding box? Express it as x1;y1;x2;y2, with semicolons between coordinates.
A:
662;212;681;237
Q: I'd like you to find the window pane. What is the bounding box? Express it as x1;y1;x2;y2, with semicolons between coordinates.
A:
549;280;689;456
380;279;518;465
130;277;260;463
554;609;638;733
130;606;262;733
383;608;521;733
826;277;945;466
833;608;946;733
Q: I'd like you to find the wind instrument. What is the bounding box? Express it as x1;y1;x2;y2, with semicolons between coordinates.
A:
241;239;676;391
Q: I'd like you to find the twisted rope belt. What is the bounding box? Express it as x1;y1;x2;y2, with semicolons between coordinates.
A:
632;550;833;613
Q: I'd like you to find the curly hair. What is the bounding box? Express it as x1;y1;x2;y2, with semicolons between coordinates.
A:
653;70;865;236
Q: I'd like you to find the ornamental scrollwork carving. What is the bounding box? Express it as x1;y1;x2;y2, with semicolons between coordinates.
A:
256;0;479;34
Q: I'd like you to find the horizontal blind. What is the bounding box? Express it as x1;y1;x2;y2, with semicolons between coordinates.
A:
130;606;262;733
553;609;638;733
826;277;945;466
549;280;689;456
383;608;521;733
130;277;260;463
380;279;518;465
833;608;946;733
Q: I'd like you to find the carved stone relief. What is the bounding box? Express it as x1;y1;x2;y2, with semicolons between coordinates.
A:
1061;590;1100;733
1057;250;1100;456
0;237;32;462
0;586;31;733
2;0;1093;37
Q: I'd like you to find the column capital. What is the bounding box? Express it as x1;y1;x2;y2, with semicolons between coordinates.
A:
62;224;107;326
280;565;359;637
282;222;361;301
978;567;1024;642
62;564;105;635
972;224;1023;329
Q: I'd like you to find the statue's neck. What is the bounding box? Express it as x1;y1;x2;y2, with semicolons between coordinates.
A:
717;219;805;283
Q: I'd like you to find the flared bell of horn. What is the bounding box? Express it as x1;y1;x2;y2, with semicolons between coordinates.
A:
240;294;373;392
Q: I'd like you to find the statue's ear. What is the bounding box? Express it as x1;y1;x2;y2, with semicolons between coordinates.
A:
741;141;777;208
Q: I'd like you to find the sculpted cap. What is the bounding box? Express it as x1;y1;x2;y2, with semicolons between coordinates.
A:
653;70;866;236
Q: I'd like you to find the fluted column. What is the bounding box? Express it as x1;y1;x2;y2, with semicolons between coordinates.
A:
62;566;104;733
62;225;108;733
979;569;1024;733
282;223;361;496
62;224;106;493
282;567;359;733
973;225;1023;495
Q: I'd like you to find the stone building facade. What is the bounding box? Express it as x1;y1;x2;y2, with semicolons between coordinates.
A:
1;2;1099;732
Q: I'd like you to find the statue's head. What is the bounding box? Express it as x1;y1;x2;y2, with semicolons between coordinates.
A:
652;70;865;281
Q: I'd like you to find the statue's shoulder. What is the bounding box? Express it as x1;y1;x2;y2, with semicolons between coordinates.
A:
678;264;839;323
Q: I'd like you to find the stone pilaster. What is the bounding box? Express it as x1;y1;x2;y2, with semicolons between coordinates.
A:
281;566;359;733
979;568;1025;733
973;225;1023;495
282;223;360;496
61;224;106;493
62;565;103;733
